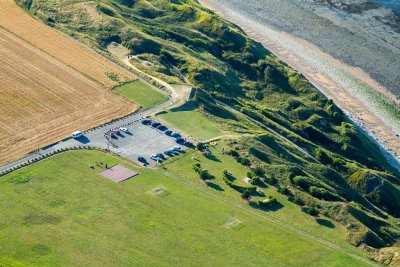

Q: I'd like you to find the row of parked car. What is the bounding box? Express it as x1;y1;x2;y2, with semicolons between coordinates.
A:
137;146;184;164
108;127;129;138
141;119;194;148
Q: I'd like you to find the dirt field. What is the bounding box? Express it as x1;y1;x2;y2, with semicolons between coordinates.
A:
0;0;135;87
0;1;138;164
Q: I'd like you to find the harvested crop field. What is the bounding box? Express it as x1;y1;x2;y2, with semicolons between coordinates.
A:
0;2;138;165
0;0;135;88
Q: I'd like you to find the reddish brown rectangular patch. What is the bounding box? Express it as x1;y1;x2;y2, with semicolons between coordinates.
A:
99;165;138;183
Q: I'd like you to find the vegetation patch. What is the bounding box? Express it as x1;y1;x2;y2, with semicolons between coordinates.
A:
32;244;51;256
224;218;244;230
24;214;61;226
114;80;167;109
7;173;30;184
148;185;170;197
158;103;222;141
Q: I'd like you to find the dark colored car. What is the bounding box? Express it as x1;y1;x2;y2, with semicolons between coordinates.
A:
163;150;174;156
176;137;185;144
184;141;195;148
164;130;172;136
138;157;147;164
157;153;165;159
157;125;167;131
151;122;161;128
141;119;152;125
171;132;181;138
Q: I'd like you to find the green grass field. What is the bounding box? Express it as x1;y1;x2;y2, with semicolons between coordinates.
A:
114;80;167;109
158;104;222;141
162;141;363;250
0;150;372;266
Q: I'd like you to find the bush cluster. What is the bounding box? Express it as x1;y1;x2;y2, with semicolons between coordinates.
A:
258;196;278;208
193;163;214;180
223;170;256;193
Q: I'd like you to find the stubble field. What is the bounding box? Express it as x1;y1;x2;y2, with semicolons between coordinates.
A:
0;0;138;164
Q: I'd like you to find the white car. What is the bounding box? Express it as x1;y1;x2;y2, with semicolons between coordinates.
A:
71;131;83;139
173;146;184;152
150;154;161;162
119;127;129;133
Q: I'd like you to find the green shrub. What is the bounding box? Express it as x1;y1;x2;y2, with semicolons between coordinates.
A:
277;187;290;195
309;186;341;201
292;176;313;190
97;4;117;17
226;149;239;158
252;166;265;177
8;174;30;184
314;148;332;165
199;169;214;180
193;163;201;173
118;0;135;7
301;206;319;217
265;176;277;185
259;196;278;208
241;189;251;200
237;157;250;166
249;147;270;163
290;196;305;206
223;171;256;193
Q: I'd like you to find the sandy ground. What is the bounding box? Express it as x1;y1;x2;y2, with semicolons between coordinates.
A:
199;0;400;169
0;2;137;165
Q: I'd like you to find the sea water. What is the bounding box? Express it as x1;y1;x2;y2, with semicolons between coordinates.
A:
373;0;400;10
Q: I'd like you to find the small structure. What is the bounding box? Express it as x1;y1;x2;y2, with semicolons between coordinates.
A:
99;165;138;183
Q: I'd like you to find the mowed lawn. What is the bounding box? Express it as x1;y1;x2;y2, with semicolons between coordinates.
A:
158;104;222;141
115;80;167;109
0;151;371;267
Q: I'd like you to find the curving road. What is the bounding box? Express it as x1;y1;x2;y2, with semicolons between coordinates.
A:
0;56;191;173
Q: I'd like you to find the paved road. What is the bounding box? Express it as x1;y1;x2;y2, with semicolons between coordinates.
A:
0;55;191;173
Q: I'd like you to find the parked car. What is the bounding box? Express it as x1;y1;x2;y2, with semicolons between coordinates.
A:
173;146;184;152
157;153;165;159
109;132;117;138
112;129;120;134
157;125;167;131
164;130;172;136
176;137;185;144
150;154;161;162
71;131;83;139
151;122;161;128
171;132;181;138
169;149;180;155
119;127;129;133
164;150;174;156
141;119;152;125
138;157;147;164
184;141;195;148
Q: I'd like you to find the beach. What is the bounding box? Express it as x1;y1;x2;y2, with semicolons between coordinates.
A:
199;0;400;170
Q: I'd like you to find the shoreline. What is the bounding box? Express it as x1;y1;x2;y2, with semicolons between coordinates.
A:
199;0;400;171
